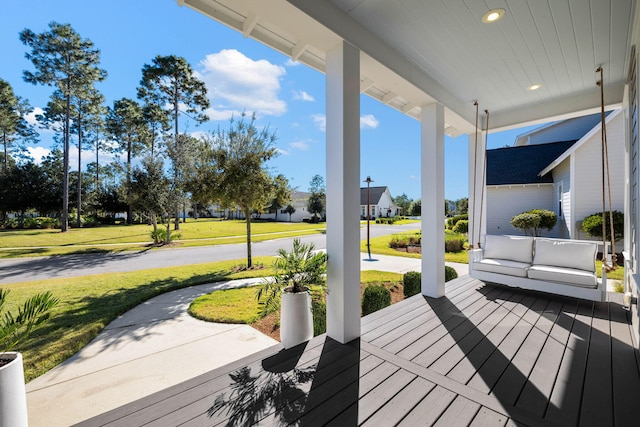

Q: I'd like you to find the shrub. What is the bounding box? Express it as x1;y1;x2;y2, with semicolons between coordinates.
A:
403;271;421;297
581;210;624;242
375;217;396;224
447;214;468;229
389;236;408;249
452;219;468;234
445;266;458;282
150;228;167;244
510;209;557;236
362;285;391;315
311;298;326;336
445;238;465;252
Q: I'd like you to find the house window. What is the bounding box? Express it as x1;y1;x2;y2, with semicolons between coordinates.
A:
557;184;563;219
371;206;376;217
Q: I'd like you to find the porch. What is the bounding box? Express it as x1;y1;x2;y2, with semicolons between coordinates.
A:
78;276;640;426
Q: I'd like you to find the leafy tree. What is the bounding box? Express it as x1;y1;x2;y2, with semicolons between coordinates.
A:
131;157;171;243
199;113;278;267
21;22;107;232
285;204;296;222
0;78;37;172
307;174;325;222
456;197;469;215
106;98;148;225
268;174;292;221
0;162;47;226
392;193;412;216
138;54;210;230
582;211;625;242
409;199;421;216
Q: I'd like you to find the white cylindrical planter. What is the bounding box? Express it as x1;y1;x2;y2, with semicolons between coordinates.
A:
0;352;28;427
280;290;314;349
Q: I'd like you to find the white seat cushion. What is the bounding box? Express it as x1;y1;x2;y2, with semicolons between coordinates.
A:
533;238;597;272
474;258;529;278
484;235;534;264
527;265;597;288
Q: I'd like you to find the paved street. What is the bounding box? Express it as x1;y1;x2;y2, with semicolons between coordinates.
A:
0;223;421;283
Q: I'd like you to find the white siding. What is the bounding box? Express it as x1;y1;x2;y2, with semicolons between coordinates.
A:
552;159;571;238
486;184;555;236
515;114;602;146
572;112;625;241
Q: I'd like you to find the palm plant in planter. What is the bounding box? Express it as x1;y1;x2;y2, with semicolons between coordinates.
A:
1;288;58;427
257;239;327;348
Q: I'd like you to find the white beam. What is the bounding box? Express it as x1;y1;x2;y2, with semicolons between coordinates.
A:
382;91;397;104
242;12;258;38
421;103;445;298
360;77;374;93
291;41;309;62
326;41;361;344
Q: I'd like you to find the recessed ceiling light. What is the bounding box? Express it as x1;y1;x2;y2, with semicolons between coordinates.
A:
527;84;542;91
482;8;505;23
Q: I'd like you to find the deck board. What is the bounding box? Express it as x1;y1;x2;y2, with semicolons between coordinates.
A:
77;276;640;427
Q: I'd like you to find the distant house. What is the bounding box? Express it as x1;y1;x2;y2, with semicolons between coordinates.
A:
485;110;625;240
360;186;400;219
277;190;313;222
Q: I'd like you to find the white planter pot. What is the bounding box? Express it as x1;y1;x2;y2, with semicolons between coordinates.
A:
0;352;28;427
280;290;314;349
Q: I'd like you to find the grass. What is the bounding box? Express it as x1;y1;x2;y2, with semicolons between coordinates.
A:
189;270;404;326
3;256;276;382
361;231;470;263
0;219;326;258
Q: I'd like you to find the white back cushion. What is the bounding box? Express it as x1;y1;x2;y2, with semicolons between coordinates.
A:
533;238;597;272
483;235;534;264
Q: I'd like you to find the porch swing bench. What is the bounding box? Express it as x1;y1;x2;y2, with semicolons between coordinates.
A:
468;235;608;302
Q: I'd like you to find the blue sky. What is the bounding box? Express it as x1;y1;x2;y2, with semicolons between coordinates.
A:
0;0;539;201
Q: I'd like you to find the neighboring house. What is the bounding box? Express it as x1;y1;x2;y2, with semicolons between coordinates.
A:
275;190;313;222
360;186;400;219
485;109;625;240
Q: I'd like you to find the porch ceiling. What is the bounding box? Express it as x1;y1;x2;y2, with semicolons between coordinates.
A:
180;0;636;135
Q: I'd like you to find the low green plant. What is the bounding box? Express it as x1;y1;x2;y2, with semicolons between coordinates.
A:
510;209;557;236
311;298;326;336
452;219;468;234
403;271;421;297
445;239;465;252
581;210;624;242
447;214;468;229
362;285;391;315
150;228;166;244
1;288;59;353
445;266;458;282
257;239;327;315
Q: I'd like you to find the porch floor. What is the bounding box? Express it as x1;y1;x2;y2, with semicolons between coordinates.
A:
77;276;640;426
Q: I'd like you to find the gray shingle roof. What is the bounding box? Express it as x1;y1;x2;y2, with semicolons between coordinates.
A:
486;140;577;185
360;186;387;205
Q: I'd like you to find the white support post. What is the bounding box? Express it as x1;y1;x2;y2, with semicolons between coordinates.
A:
421;103;445;297
325;41;361;344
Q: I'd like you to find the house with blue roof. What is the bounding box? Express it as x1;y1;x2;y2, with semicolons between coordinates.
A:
485;110;625;239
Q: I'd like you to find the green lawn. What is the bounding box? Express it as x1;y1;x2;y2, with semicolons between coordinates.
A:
0;219;326;258
361;232;470;263
3;257;276;382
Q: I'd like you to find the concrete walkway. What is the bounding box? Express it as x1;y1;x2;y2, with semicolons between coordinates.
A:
25;255;467;427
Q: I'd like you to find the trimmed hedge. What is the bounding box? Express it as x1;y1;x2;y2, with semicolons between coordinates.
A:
362;285;392;315
452;219;468;234
447;214;468;229
445;239;465;252
445;265;458;282
403;271;422;297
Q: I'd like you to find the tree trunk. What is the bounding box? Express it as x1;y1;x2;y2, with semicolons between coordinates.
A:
95;130;99;217
165;215;172;244
76;110;82;228
126;135;132;225
151;212;158;243
173;90;180;231
61;92;70;232
245;207;252;268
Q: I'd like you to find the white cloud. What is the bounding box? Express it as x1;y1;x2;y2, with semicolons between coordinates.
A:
289;140;311;151
276;147;290;155
198;49;287;118
24;107;55;133
360;114;380;129
292;90;314;102
284;59;301;67
204;107;243;121
26;146;51;164
312;114;326;131
311;113;379;131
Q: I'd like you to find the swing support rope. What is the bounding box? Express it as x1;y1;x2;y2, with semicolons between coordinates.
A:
596;66;617;271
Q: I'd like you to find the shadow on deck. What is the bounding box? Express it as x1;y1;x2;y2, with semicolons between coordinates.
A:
76;276;640;426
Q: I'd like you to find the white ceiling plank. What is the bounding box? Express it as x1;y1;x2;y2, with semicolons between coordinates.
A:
242;12;258;38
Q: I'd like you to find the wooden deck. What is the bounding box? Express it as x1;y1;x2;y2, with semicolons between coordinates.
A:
77;276;640;426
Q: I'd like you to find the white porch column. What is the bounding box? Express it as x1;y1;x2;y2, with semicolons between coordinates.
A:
325;41;361;343
468;131;487;248
421;103;445;297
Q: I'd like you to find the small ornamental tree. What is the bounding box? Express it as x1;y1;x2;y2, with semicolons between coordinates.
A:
582;210;624;242
510;209;557;236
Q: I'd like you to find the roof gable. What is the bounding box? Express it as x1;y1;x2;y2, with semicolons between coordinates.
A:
360;186;388;205
486;141;577;186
